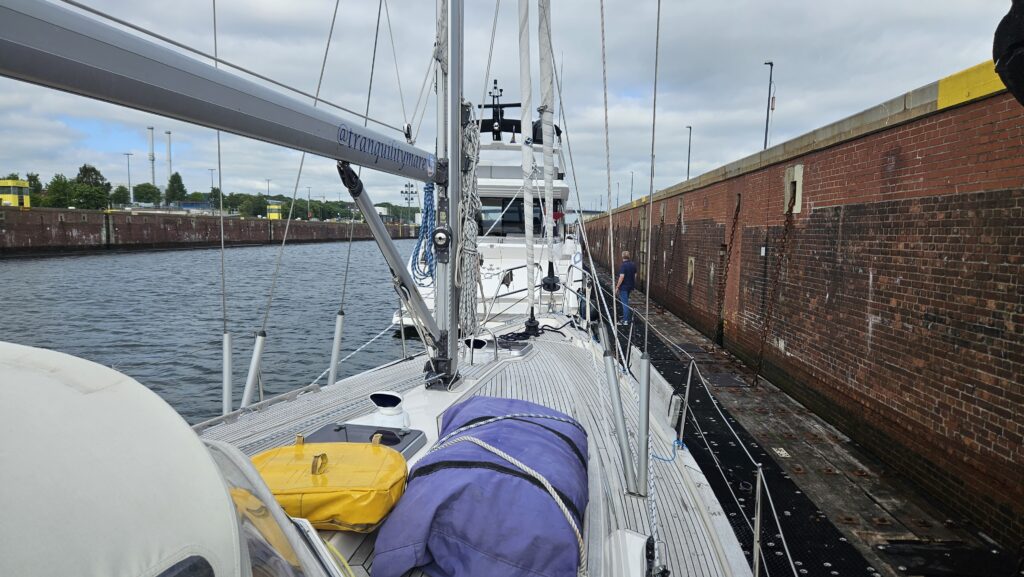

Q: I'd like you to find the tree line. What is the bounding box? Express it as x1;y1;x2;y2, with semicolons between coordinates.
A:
5;165;191;210
4;165;422;221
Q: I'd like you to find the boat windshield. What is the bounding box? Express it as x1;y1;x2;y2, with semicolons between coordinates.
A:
206;442;317;577
479;197;562;237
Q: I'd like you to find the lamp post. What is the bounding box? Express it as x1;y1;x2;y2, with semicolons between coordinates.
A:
265;179;270;197
401;182;417;223
686;125;692;180
124;152;133;204
763;61;774;150
165;130;172;183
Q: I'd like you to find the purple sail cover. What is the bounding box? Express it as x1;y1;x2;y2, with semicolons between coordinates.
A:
373;396;589;577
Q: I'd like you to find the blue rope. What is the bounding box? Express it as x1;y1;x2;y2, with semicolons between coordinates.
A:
652;439;686;463
411;182;435;285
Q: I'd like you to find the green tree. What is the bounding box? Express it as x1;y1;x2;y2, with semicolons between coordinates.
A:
74;164;112;194
71;182;108;210
238;195;267;217
3;172;19;180
165;172;188;205
26;173;42;194
186;191;206;202
133;182;161;204
43;174;73;208
110;185;130;205
26;173;43;206
208;186;223;206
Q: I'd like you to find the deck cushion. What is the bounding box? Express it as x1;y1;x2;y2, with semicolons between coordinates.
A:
374;396;589;577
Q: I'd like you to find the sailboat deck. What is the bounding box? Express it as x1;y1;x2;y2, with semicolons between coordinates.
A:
195;317;748;577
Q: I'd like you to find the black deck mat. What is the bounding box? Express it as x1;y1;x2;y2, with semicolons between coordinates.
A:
591;283;879;577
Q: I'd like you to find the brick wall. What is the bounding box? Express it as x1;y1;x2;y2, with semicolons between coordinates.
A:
586;91;1024;547
0;208;412;254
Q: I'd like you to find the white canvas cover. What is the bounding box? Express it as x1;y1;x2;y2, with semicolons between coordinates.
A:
0;342;242;577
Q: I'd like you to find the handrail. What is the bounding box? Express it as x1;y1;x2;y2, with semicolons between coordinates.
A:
483;263;539;320
589;266;800;577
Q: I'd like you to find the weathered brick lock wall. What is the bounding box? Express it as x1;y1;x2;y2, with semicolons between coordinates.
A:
586;62;1023;548
1;208;412;254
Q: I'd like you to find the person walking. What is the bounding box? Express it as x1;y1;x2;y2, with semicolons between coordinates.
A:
615;251;637;325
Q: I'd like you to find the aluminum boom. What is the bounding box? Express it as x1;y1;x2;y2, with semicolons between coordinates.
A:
0;0;437;182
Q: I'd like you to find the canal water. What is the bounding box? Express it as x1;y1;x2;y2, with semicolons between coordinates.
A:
1;240;421;423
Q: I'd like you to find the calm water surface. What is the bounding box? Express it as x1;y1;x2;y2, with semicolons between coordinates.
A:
1;240;420;423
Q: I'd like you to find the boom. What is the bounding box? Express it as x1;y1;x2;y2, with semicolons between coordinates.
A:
0;0;437;182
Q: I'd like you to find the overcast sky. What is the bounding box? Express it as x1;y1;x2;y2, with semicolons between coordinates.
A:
0;0;1008;210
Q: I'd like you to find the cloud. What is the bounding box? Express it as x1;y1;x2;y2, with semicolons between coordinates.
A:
0;0;1008;210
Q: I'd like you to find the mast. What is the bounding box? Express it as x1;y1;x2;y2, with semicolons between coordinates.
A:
428;0;461;384
538;0;556;282
518;0;535;314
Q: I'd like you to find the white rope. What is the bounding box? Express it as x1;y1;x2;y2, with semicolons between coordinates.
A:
429;435;587;576
436;412;584;446
456;122;482;336
339;322;398;365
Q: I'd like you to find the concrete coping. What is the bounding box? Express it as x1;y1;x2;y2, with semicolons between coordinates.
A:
598;61;1007;217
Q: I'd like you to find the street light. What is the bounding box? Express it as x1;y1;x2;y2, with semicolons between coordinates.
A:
685;125;692;180
124;152;133;205
265;178;270;197
401;182;417;223
763;61;774;150
164;130;172;183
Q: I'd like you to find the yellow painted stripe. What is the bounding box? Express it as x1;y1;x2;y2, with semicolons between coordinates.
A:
937;60;1006;109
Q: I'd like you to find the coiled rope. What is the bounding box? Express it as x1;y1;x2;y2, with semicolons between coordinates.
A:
456;121;482;336
411;182;436;285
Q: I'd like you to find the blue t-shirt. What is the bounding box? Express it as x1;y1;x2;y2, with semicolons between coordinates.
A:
618;260;637;291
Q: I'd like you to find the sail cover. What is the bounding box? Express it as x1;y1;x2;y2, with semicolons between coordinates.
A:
374;396;589;577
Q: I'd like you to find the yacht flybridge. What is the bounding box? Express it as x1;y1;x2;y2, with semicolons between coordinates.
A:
0;1;758;576
402;79;582;330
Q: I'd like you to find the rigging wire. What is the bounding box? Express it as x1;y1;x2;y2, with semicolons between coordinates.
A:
453;0;501;337
259;0;342;333
382;0;409;128
597;0;619;333
341;0;384;310
643;0;663;353
212;0;227;336
550;49;627;367
57;0;405;135
410;56;436;144
547;20;665;566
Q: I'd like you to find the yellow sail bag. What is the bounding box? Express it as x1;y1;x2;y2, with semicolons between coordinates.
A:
251;436;407;532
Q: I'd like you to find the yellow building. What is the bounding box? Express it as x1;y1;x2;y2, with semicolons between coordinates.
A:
0;179;31;208
267;200;283;220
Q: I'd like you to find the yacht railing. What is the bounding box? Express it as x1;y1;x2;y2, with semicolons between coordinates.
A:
587;277;801;577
